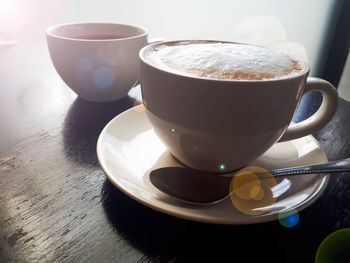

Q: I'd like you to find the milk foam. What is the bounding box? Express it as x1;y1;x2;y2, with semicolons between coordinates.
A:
147;42;303;80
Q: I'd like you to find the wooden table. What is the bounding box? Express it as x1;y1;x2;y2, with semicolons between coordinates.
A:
1;42;349;263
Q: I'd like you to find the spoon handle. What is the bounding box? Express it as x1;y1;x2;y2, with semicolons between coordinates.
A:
270;158;350;177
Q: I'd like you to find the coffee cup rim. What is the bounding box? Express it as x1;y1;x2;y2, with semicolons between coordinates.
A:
46;22;148;42
139;40;310;83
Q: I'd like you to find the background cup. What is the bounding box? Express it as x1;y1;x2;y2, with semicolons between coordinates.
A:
139;40;338;172
46;22;149;102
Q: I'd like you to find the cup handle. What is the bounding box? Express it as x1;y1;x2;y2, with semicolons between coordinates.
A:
278;77;338;142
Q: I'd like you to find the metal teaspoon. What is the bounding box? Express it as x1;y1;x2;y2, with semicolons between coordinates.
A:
150;158;350;204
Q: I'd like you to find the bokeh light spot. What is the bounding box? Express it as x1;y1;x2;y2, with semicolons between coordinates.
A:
316;228;350;263
278;209;299;228
93;67;115;89
250;186;264;200
193;145;200;152
0;0;31;31
171;128;175;133
232;171;260;200
219;163;226;171
78;57;93;72
229;166;277;215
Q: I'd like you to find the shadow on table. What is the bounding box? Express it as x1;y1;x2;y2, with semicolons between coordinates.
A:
101;179;323;263
62;96;136;165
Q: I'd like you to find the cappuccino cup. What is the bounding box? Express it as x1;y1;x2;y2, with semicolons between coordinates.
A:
46;23;151;102
139;40;338;172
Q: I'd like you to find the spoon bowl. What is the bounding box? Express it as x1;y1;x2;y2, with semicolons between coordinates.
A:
150;158;350;204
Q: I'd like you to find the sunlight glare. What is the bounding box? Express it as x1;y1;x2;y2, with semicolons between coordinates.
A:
0;0;31;30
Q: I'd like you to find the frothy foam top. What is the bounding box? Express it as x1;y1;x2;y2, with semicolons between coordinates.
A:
146;42;304;80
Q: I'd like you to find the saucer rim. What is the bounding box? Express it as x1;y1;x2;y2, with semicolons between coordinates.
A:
97;105;329;225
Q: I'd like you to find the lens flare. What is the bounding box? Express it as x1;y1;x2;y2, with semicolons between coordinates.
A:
78;57;93;72
278;209;299;228
250;186;264;200
232;170;260;200
219;163;226;171
229;166;277;215
76;53;116;94
0;0;31;31
192;145;200;152
93;67;115;89
316;228;350;263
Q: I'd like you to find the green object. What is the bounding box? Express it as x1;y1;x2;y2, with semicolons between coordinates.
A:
316;228;350;263
219;163;226;171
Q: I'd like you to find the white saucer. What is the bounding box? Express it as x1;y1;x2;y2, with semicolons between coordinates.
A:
97;105;329;224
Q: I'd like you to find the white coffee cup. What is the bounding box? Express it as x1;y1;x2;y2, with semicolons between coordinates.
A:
139;40;338;172
46;22;150;102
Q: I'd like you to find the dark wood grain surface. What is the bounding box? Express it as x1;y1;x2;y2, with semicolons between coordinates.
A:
1;43;350;263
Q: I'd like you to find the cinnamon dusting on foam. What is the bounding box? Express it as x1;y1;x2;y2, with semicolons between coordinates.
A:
190;69;275;80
